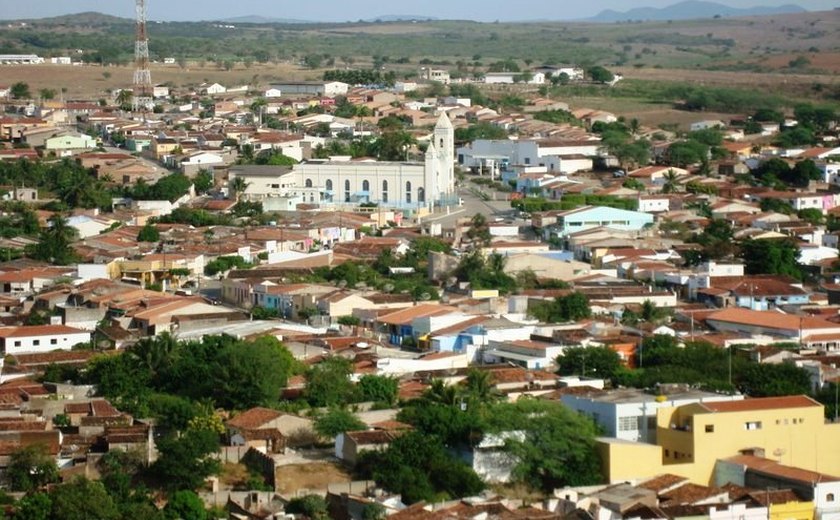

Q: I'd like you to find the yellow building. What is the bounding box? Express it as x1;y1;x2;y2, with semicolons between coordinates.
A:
598;395;840;486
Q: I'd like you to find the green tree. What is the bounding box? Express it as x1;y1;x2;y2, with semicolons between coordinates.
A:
362;431;484;504
6;444;59;492
137;223;160;242
314;408;367;437
502;400;602;492
11;82;31;99
27;214;79;265
661;169;681;194
305;357;355;407
464;368;499;402
529;293;592;323
587;66;615;83
152;427;221;491
557;346;622;380
740;238;801;279
49;477;119;520
193;170;214;194
16;492;52;520
466;213;491;246
357;374;398;405
164;490;207;520
286;495;329;520
39;88;57;100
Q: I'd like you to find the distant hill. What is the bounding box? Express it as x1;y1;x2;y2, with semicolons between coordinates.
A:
218;15;314;24
2;11;131;25
587;1;807;22
363;15;439;22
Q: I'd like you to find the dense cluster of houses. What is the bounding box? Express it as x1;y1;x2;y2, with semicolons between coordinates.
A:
1;63;840;518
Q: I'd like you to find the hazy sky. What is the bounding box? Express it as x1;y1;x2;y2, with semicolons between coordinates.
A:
0;0;835;22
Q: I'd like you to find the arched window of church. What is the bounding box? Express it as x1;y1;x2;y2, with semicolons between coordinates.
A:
344;179;351;203
325;179;333;191
405;181;412;204
418;187;425;203
305;178;312;188
362;180;370;192
382;180;389;203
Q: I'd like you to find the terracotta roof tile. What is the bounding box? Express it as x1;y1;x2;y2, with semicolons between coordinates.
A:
227;407;283;430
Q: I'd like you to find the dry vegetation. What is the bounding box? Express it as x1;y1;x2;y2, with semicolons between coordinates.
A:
274;462;353;495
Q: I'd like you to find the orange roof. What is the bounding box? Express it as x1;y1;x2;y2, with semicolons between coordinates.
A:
227;407;283;430
699;395;820;413
0;325;89;338
725;454;840;483
707;308;840;332
377;304;456;326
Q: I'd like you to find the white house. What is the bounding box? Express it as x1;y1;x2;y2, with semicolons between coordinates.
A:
420;69;450;84
562;388;744;443
0;325;92;355
394;81;417;93
484;72;545;85
637;194;671;214
690;120;726;131
264;88;283;98
200;83;227;95
153;85;170;98
180;151;224;173
269;81;348;98
66;214;117;239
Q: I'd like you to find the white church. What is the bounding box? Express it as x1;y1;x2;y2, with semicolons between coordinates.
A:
230;112;457;211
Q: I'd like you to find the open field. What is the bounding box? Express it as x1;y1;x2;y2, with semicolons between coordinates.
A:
274;462;353;495
1;10;838;75
0;63;313;99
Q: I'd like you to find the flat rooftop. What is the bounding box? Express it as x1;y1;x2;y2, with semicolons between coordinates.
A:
565;387;741;405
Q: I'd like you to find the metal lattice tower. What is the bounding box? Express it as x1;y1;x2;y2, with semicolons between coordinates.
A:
132;0;153;112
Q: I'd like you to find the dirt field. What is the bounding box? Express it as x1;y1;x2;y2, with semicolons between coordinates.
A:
274;462;353;495
0;62;316;99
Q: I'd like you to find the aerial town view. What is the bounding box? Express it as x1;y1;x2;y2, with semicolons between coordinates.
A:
0;0;838;517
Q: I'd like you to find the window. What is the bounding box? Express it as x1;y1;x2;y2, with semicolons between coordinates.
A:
827;493;836;502
344;179;351;202
305;178;313;188
362;180;370;192
745;421;762;431
51;339;57;345
382;180;388;203
406;181;412;203
33;340;40;346
270;184;280;189
705;424;715;433
618;416;639;432
325;179;333;191
13;341;20;347
418;187;425;204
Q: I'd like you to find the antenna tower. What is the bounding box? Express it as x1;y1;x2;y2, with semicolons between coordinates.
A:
133;0;153;112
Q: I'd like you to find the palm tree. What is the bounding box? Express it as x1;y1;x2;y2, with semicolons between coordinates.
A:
423;379;459;406
229;177;249;201
661;169;681;194
131;332;178;377
464;369;498;403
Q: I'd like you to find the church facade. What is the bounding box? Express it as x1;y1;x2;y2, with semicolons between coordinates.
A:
230;112;457;211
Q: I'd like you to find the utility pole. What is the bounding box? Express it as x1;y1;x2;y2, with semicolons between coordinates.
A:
133;0;153;113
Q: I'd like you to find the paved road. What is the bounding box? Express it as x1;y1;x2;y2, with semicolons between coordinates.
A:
424;187;515;227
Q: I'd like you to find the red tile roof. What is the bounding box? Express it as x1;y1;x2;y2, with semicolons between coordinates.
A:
0;325;89;338
227;407;282;430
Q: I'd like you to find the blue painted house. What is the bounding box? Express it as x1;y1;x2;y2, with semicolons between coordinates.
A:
546;205;654;238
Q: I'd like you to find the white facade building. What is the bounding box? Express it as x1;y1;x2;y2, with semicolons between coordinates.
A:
231;113;456;209
561;389;744;443
0;325;92;355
